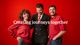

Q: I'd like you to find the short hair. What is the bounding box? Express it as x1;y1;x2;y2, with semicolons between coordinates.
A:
19;9;30;21
49;5;56;9
36;3;44;9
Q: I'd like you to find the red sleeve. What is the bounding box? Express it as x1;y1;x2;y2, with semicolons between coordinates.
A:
8;24;19;31
58;16;65;31
8;24;20;38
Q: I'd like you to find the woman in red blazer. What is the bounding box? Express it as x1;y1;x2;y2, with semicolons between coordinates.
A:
8;9;31;45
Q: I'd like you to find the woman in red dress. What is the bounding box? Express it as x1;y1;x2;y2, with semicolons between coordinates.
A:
8;9;31;45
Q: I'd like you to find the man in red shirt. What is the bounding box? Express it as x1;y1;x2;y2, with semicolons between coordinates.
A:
48;5;66;45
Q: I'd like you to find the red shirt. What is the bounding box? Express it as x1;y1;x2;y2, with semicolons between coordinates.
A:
8;24;31;44
49;15;65;39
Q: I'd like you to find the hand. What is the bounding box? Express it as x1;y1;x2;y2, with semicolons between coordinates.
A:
48;36;49;38
52;37;57;40
17;37;22;41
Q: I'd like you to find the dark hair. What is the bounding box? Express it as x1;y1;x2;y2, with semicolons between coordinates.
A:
19;9;30;21
36;3;44;9
49;5;56;9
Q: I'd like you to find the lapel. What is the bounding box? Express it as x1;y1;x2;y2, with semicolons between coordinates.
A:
41;13;45;21
35;14;38;21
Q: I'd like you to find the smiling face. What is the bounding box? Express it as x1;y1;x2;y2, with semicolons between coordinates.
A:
19;9;30;21
49;7;56;16
36;3;44;15
22;13;29;20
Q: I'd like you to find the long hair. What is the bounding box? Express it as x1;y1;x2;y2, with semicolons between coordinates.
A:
19;9;30;21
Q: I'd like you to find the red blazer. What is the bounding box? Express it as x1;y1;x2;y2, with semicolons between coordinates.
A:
8;24;31;44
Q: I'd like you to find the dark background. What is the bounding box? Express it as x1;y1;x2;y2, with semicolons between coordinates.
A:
0;0;80;45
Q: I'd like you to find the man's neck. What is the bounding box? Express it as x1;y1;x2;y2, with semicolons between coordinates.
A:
38;13;43;15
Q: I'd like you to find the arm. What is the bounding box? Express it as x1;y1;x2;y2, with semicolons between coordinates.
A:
8;24;19;31
8;24;19;38
53;30;66;40
8;20;21;31
30;15;35;29
53;16;66;40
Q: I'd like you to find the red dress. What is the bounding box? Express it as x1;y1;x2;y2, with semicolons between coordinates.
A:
8;24;31;44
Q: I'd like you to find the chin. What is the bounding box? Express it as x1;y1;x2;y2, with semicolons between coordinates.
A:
50;14;54;16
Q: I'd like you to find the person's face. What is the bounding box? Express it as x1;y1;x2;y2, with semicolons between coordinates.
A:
23;13;28;20
49;7;56;16
36;8;43;14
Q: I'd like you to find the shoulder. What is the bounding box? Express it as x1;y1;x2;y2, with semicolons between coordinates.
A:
56;15;60;18
43;13;50;18
56;15;63;20
31;14;37;19
55;15;61;19
32;14;37;17
43;13;50;20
